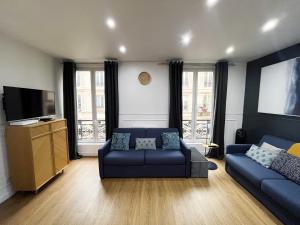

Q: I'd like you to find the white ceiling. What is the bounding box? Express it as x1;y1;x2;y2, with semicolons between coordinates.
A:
0;0;300;62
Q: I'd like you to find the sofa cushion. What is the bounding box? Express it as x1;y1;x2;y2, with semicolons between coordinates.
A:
111;133;131;150
113;128;147;148
288;143;300;157
226;154;286;187
258;135;294;150
245;144;282;168
162;132;180;150
261;179;300;217
104;150;145;165
145;150;185;165
146;128;178;148
135;138;156;150
271;152;300;185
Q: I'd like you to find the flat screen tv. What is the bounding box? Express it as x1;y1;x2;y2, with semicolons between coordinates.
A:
3;86;55;121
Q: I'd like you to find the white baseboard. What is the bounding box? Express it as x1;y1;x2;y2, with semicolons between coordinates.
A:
0;182;14;204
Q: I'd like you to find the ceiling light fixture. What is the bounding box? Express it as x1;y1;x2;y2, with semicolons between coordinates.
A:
226;46;235;54
106;18;116;29
119;45;126;54
181;32;192;46
261;18;279;32
206;0;219;8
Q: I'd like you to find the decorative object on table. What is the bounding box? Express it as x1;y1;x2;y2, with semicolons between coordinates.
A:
135;138;156;150
161;132;180;150
190;148;208;177
138;72;151;85
201;143;219;170
111;133;131;150
258;57;300;116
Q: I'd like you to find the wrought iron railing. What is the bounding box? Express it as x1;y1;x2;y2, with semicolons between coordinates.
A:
77;120;105;141
182;119;211;142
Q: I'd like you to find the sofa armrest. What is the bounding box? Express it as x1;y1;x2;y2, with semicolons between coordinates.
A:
180;139;191;178
98;139;111;178
226;144;252;155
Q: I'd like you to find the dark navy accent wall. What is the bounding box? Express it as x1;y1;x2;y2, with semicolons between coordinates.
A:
243;43;300;143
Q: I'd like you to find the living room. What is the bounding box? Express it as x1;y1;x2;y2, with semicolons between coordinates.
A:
0;0;299;225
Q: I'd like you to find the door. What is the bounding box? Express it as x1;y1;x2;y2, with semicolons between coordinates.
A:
52;129;69;173
32;135;55;188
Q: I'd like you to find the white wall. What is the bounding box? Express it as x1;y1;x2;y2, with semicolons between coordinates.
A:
224;63;247;149
119;62;169;128
79;61;247;156
0;32;61;203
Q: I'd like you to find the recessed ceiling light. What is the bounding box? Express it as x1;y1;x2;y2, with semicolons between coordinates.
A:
119;45;126;54
261;18;279;32
206;0;219;8
226;46;235;54
106;18;116;29
181;32;192;46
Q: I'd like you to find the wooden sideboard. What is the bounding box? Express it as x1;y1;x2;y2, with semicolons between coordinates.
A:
6;119;69;191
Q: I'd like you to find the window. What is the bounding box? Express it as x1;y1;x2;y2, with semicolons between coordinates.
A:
182;70;214;143
95;71;104;88
76;69;105;142
96;95;104;108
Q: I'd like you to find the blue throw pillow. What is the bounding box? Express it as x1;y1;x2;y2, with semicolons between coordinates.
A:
161;132;180;150
111;133;131;151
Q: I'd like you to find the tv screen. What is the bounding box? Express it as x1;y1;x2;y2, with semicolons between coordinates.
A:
3;86;55;121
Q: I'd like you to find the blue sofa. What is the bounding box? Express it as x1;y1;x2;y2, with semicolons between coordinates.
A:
98;128;191;178
225;135;300;225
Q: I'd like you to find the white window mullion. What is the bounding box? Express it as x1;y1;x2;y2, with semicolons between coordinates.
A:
191;70;198;142
90;70;98;142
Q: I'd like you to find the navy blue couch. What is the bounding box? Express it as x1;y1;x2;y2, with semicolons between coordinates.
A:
98;128;191;178
225;135;300;225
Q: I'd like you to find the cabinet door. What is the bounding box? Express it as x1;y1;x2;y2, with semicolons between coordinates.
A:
52;129;69;173
32;135;55;188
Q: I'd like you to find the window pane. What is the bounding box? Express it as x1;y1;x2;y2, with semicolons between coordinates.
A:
95;71;105;141
76;71;94;141
196;71;213;140
182;72;194;139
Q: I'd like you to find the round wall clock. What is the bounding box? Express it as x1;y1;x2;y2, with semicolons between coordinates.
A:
138;72;151;85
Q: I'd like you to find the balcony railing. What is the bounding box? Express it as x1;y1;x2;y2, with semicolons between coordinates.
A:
77;120;105;142
182;119;211;142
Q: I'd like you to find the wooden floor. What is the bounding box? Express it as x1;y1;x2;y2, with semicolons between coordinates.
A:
0;158;282;225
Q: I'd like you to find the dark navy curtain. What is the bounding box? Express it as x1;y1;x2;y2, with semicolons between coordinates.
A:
169;60;183;137
211;61;228;158
105;61;119;140
63;61;80;160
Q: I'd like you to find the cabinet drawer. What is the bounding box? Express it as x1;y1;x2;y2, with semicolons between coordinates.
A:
51;120;66;131
30;125;50;137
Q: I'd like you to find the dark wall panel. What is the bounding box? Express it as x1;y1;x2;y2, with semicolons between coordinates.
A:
243;43;300;143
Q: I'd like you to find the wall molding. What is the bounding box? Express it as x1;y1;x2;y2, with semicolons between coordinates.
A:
0;182;14;203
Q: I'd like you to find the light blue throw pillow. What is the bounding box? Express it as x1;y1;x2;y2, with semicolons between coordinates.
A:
246;144;282;168
111;133;131;151
161;132;180;150
135;138;156;150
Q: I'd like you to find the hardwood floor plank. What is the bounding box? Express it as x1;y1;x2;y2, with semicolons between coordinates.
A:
0;158;282;225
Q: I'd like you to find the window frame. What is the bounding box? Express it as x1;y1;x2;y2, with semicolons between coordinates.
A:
76;65;105;143
182;67;214;143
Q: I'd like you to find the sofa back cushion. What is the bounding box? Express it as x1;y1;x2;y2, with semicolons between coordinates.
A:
258;135;294;150
146;128;178;148
113;128;147;148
